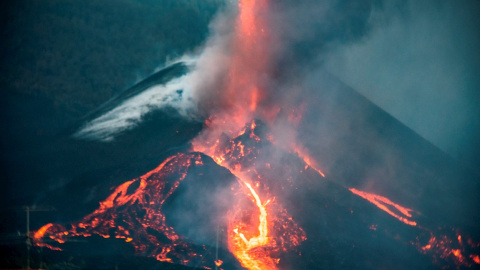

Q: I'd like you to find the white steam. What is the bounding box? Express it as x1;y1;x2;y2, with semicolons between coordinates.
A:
74;74;194;141
73;8;235;142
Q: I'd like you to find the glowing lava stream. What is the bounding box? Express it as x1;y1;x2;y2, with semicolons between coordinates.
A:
292;146;326;178
230;175;274;270
192;118;308;269
349;188;417;226
235;181;269;248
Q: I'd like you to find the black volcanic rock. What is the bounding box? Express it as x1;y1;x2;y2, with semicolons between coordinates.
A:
163;153;236;245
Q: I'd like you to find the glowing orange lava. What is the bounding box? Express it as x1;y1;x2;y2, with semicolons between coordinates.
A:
349;188;417;226
214;260;224;268
193;120;306;270
472;255;480;264
229;179;275;270
34;223;54;240
190;1;289;265
33;154;216;267
292;146;326;177
417;231;480;268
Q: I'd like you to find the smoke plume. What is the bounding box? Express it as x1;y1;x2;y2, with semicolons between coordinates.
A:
69;0;480;219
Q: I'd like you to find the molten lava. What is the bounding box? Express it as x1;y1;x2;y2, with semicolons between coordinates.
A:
34;154;217;267
349;188;417;226
292;146;326;178
34;120;307;269
229;180;276;270
193;120;307;269
416;229;480;268
189;1;303;266
350;188;480;268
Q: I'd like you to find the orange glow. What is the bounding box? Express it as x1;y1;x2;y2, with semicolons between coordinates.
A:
452;249;463;261
226;0;268;118
229;179;273;270
349;188;417;226
34;223;54;239
239;0;256;37
34;135;305;270
250;87;258;112
189;43;308;269
214;259;223;267
422;236;435;251
201;121;305;269
416;232;480;268
471;255;480;264
33;154;212;267
195;117;306;269
293;146;326;177
191;1;307;266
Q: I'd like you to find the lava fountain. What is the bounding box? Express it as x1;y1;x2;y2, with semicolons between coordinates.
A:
192;0;298;268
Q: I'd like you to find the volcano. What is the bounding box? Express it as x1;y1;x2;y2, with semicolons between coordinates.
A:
2;0;479;269
18;60;478;270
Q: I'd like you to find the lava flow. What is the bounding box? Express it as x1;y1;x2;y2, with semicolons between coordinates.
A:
349;188;417;226
349;187;480;268
33;122;307;269
34;154;215;266
415;229;480;269
195;121;307;270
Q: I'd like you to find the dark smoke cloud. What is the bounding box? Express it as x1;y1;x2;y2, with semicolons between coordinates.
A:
225;0;480;229
77;0;388;142
233;0;480;172
76;0;479;174
321;0;480;170
267;0;384;72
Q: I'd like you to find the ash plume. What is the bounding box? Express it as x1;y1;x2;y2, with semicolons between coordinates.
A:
70;0;429;208
72;7;236;142
70;0;480;223
74;0;480;165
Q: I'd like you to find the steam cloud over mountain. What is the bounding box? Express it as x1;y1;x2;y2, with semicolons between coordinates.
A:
74;0;480;174
75;0;384;143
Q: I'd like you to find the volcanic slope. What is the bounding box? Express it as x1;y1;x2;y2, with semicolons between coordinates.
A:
19;67;480;270
33;120;479;269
